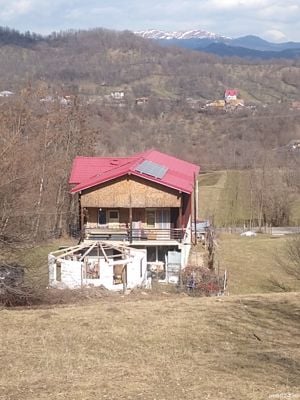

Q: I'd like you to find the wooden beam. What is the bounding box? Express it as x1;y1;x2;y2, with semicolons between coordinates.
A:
50;244;83;256
194;172;197;245
79;241;98;261
80;203;84;241
179;194;183;241
100;243;109;263
129;195;133;244
54;244;86;259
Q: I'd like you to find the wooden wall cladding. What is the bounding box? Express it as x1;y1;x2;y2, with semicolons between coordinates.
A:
81;176;181;208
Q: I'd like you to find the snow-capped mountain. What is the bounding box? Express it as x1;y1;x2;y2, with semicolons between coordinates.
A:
134;29;300;60
135;29;230;41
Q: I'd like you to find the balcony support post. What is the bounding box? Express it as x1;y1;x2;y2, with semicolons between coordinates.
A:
129;206;133;243
180;193;183;241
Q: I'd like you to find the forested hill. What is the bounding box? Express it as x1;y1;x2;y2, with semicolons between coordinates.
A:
0;27;300;242
0;27;300;104
0;26;43;46
0;26;300;167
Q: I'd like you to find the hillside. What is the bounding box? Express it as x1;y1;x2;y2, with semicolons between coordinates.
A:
1;292;300;399
1;27;300;400
199;170;300;227
217;234;300;294
0;27;300;103
204;43;300;60
0;27;299;243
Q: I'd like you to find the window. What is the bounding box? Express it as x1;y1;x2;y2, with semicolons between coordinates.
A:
108;210;119;223
146;246;157;262
146;210;156;227
113;264;126;285
56;262;61;281
98;209;106;225
156;209;170;229
85;260;100;279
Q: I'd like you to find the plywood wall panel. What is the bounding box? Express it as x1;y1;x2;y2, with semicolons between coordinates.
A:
81;176;181;208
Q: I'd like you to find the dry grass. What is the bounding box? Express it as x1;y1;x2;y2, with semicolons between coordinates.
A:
1;232;299;399
1;292;300;400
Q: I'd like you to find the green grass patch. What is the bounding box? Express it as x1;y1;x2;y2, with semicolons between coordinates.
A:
217;233;300;295
2;238;77;288
198;171;223;186
198;170;227;221
215;170;252;226
199;169;300;226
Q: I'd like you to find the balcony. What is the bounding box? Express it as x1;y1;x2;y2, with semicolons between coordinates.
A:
84;226;186;243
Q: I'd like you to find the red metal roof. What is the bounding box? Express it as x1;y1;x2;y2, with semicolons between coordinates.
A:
70;149;200;194
225;89;238;97
69;156;136;184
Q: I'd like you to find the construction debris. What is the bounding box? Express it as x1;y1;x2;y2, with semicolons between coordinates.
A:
182;265;227;296
48;241;149;291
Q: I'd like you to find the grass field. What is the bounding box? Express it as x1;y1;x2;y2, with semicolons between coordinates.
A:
3;239;77;289
1;292;300;400
198;170;300;226
217;234;300;295
1;208;299;400
198;170;252;225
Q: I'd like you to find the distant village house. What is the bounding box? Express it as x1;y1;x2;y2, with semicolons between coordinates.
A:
224;89;238;102
0;90;14;97
111;90;125;100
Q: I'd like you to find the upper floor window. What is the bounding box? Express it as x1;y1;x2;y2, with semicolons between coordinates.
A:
108;210;119;223
146;210;156;227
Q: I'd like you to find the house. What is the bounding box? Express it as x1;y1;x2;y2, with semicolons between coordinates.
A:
0;90;14;97
224;89;238;102
40;95;71;106
111;90;125;100
135;97;149;105
291;101;300;111
287;139;300;151
49;150;200;290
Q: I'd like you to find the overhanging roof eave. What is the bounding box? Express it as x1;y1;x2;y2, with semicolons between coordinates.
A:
71;170;194;195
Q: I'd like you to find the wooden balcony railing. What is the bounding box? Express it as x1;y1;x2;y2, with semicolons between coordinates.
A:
84;227;186;242
129;228;185;241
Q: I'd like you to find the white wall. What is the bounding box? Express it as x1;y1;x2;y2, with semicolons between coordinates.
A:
49;248;147;291
48;254;56;286
61;260;82;288
180;216;192;268
125;250;147;289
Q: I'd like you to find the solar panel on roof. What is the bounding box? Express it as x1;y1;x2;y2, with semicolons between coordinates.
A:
135;160;168;179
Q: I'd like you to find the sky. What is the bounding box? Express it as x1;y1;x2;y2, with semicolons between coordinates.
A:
0;0;299;42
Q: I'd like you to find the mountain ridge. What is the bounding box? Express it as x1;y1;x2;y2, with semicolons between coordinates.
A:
135;29;300;59
135;29;229;41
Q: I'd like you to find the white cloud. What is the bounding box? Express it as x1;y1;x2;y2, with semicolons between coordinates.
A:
0;0;34;18
0;0;299;41
207;0;271;10
264;29;287;42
